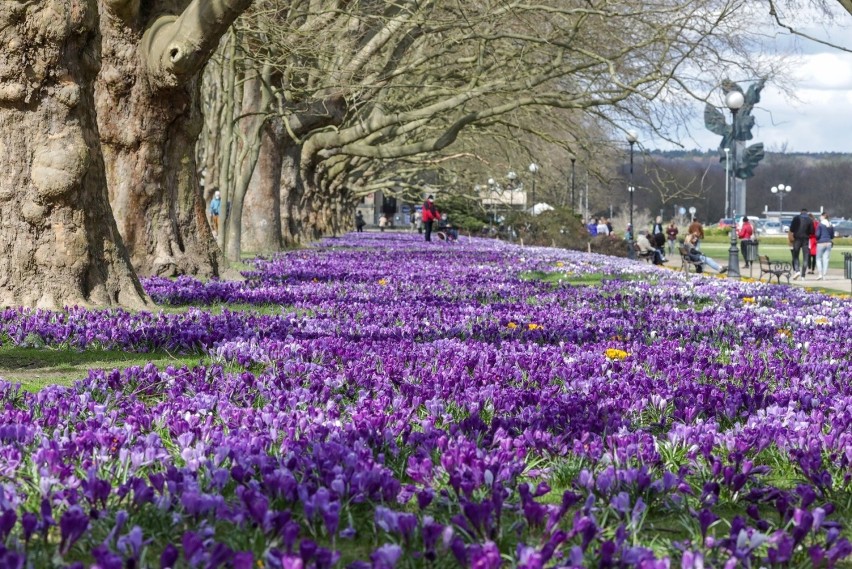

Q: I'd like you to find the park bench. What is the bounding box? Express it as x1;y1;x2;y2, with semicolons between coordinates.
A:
633;243;654;263
757;254;792;284
679;244;704;273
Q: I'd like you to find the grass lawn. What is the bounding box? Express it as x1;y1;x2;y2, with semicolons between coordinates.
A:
696;236;852;269
0;344;205;392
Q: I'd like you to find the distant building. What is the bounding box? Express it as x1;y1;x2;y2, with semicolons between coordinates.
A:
479;186;527;211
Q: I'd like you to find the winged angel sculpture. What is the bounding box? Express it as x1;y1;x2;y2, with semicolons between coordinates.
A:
704;79;766;178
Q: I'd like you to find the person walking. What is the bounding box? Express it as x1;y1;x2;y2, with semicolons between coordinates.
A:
355;211;365;232
687;217;705;249
378;213;388;232
788;208;815;280
666;221;679;257
737;216;755;268
808;213;818;275
209;190;221;237
815;213;835;280
422;195;439;242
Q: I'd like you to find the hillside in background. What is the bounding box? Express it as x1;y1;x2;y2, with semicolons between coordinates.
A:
605;150;852;224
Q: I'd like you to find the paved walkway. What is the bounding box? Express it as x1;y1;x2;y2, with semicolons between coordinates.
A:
662;255;851;294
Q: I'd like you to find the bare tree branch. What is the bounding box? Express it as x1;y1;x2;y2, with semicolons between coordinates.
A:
142;0;254;88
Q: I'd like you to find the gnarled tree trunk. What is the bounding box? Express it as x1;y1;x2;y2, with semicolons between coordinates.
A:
95;0;253;277
0;0;148;309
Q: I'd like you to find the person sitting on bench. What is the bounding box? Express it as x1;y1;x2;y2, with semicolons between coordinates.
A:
684;232;727;274
636;232;665;265
437;213;458;242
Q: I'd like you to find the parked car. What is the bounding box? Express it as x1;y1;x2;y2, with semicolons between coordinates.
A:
760;220;783;235
834;220;852;238
717;218;734;229
736;215;760;231
780;217;793;233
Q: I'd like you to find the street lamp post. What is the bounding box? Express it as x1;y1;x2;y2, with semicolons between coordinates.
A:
724;147;730;219
626;130;638;259
507;171;517;212
570;157;576;213
726;90;745;278
528;163;539;208
487;178;497;225
770;184;791;218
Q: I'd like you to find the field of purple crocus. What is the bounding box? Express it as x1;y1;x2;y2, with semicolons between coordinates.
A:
1;232;852;568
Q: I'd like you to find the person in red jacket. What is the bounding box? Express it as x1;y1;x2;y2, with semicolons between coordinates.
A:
737;216;755;268
422;195;439;242
808;213;818;274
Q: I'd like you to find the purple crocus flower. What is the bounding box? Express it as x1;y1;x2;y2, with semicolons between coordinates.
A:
208;542;234;568
469;540;501;569
0;546;24;569
321;500;341;537
299;539;317;563
40;498;54;529
697;508;718;538
91;544;123;569
827;538;852;565
0;510;16;541
182;531;205;566
20;512;37;542
370;544;402;569
116;526;147;562
396;513;417;542
416;488;433;510
232;552;254;569
681;550;704;569
767;532;794;564
131;477;154;507
59;506;89;555
160;543;179;569
450;537;468;565
241;489;269;528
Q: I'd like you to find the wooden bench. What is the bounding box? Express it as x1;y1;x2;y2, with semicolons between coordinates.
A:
633;243;654;263
679;244;704;273
757;255;792;284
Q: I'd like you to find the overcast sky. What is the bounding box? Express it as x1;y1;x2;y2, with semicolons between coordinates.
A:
653;5;852;154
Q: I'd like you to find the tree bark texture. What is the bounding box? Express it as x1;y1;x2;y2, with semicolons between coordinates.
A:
224;67;270;261
278;157;349;246
242;126;283;253
0;0;148;309
279;143;306;246
95;0;251;277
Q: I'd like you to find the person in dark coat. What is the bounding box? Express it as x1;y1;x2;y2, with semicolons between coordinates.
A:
422;195;439;242
788;208;815;280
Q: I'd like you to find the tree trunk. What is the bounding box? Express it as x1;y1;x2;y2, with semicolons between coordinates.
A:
95;0;252;277
224;67;271;261
0;0;148;309
280;143;306;246
96;15;219;277
242;126;283;253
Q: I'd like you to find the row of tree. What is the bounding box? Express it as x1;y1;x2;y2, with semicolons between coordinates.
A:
1;0;847;308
